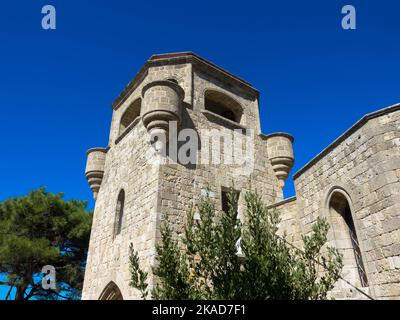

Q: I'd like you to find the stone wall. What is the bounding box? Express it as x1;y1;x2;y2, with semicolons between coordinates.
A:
268;197;302;247
82;119;161;299
292;105;400;299
155;66;289;243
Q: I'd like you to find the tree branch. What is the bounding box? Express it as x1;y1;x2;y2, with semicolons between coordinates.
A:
5;281;15;300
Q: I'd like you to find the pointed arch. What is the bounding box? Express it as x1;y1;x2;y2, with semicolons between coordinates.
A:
99;281;123;300
327;188;368;287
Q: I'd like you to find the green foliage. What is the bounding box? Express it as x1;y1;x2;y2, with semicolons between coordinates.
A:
152;219;194;299
128;243;148;299
0;188;92;300
129;189;343;300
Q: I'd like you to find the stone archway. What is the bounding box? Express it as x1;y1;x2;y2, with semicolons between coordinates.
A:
99;281;123;300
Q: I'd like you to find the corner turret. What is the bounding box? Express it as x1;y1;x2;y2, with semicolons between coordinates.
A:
266;133;294;188
85;148;107;200
141;80;184;145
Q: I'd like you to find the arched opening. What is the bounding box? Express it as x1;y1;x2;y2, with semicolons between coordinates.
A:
329;191;368;287
114;189;125;237
119;98;141;135
99;281;123;300
204;90;242;123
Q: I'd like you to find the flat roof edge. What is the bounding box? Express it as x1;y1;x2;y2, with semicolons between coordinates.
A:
293;102;400;180
267;196;297;209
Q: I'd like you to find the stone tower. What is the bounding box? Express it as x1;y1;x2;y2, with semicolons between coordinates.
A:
82;52;400;300
81;52;295;300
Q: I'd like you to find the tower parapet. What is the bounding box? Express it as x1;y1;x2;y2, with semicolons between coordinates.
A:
265;133;294;188
141;80;184;143
85;148;108;200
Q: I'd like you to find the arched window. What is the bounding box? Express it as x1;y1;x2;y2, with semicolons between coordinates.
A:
119;98;141;135
204;90;242;123
329;191;368;287
99;281;123;300
114;190;125;237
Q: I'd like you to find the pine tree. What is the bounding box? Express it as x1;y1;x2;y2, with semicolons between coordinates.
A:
0;188;92;300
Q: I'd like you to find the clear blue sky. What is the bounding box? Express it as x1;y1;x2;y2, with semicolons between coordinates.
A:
0;0;399;299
